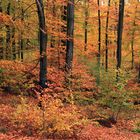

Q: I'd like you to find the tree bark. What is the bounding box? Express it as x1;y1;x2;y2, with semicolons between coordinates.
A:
6;1;11;59
0;0;3;59
105;0;111;72
84;0;89;51
36;0;47;88
116;0;124;81
50;0;56;48
66;0;74;73
138;64;140;83
97;0;101;84
0;0;2;12
117;0;124;69
61;3;67;46
20;8;24;61
131;4;138;69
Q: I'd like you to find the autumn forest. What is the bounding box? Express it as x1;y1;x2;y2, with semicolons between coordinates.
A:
0;0;140;139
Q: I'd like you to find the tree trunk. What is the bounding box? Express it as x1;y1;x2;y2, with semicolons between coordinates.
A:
138;64;140;83
11;27;16;60
11;3;16;60
20;8;24;61
116;0;124;81
50;0;56;48
36;0;47;88
0;0;3;59
84;0;88;51
6;1;11;59
66;0;74;73
131;4;138;69
105;0;111;72
61;3;67;46
0;0;2;12
97;0;101;84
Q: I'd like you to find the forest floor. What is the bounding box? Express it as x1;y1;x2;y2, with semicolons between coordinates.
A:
0;92;140;140
0;60;140;140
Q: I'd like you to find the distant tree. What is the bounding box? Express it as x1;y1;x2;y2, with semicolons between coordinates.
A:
138;64;140;83
50;0;56;48
11;2;16;60
97;0;101;84
6;0;11;59
0;0;3;59
61;2;67;46
0;0;1;12
84;0;89;51
20;7;24;61
105;0;111;72
66;0;74;73
130;3;138;69
36;0;47;88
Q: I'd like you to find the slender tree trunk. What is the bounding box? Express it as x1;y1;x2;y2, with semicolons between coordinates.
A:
131;4;138;69
36;0;47;88
138;64;140;83
97;0;101;84
0;0;1;12
113;1;118;60
20;37;24;61
50;0;56;48
18;34;21;59
116;0;125;81
11;27;16;60
61;3;67;46
0;0;3;59
105;0;111;72
6;1;11;59
84;0;88;51
11;3;16;60
66;0;74;73
20;8;24;61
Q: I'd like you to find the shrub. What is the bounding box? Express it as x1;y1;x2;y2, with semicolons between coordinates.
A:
12;95;88;138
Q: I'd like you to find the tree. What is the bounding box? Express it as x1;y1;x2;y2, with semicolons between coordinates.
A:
0;0;3;59
11;2;16;60
66;0;74;73
130;3;138;69
97;0;101;84
5;0;11;59
61;2;67;46
84;0;89;51
116;0;125;70
20;7;24;61
138;64;140;83
105;0;111;72
0;0;1;12
36;0;47;88
116;0;125;81
50;0;56;48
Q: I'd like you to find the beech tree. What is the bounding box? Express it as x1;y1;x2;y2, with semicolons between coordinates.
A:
130;3;138;69
117;0;125;70
6;0;11;59
61;2;67;46
84;0;89;51
97;0;101;64
0;0;3;59
105;0;111;72
50;0;56;48
97;0;101;84
66;0;74;73
36;0;47;88
116;0;125;81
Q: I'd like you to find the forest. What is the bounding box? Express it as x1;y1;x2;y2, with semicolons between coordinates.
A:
0;0;140;139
